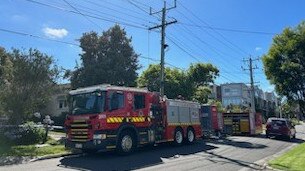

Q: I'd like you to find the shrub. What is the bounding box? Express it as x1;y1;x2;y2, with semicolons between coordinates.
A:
2;122;46;145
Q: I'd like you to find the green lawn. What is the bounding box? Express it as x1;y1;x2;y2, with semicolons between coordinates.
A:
0;138;71;157
269;143;305;171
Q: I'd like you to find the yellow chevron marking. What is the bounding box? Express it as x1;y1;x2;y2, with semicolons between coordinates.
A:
114;117;119;123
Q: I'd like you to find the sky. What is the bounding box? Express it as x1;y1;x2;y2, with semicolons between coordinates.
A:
1;0;305;92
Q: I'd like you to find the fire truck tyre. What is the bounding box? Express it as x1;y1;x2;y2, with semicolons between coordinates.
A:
186;128;195;144
117;130;135;155
174;128;184;146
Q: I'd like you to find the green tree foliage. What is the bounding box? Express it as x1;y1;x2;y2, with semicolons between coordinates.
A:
137;63;219;100
188;63;219;87
193;86;211;104
137;64;191;99
0;48;13;115
263;21;305;116
69;25;140;89
0;48;59;124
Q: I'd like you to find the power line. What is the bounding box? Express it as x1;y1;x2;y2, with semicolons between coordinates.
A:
63;0;102;29
175;11;244;58
126;0;162;21
0;27;183;72
0;28;79;46
166;35;201;62
166;34;241;82
24;0;148;30
178;22;276;35
178;1;249;56
83;0;155;24
65;1;150;27
168;25;247;81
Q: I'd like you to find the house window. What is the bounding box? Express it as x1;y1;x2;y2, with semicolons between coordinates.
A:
58;100;67;109
134;94;145;110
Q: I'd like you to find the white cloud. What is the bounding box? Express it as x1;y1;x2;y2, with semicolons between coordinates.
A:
43;27;68;39
255;47;262;51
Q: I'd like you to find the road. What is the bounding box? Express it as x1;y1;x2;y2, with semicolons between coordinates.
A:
1;124;304;171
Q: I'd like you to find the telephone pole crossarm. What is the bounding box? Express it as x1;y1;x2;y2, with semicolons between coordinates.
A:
148;20;177;30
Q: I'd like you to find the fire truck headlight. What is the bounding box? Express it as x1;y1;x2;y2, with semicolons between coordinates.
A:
93;134;106;140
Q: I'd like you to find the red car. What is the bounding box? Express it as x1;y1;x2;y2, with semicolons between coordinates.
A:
266;118;296;140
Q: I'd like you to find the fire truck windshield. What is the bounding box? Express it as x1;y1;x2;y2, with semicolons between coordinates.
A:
71;91;106;115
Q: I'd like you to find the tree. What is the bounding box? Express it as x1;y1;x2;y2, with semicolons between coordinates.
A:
0;47;13;116
188;63;219;87
263;21;305;117
193;86;211;104
1;48;59;124
69;25;140;89
137;63;219;100
137;64;190;99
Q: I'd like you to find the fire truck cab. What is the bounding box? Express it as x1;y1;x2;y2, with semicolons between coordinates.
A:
65;84;202;154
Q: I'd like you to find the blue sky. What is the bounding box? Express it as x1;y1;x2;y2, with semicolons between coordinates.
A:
1;0;305;92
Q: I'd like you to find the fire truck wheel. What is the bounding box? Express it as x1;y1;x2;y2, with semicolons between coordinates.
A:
174;128;184;146
117;130;135;155
186;128;195;144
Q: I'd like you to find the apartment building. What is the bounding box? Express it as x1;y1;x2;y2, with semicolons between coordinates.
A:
221;83;251;107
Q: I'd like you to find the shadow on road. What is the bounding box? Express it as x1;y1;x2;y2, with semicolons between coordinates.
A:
59;141;216;171
206;137;268;149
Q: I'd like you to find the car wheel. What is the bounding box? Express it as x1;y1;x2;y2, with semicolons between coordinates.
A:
117;130;135;155
292;134;296;139
174;128;184;146
186;128;195;144
284;135;292;141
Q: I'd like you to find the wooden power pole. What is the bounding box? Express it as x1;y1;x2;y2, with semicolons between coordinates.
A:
149;0;177;97
243;56;259;134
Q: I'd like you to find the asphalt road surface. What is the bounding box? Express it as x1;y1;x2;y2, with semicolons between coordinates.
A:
1;124;304;171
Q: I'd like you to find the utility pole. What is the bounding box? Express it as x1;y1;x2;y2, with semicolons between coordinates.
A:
149;0;177;97
242;56;259;134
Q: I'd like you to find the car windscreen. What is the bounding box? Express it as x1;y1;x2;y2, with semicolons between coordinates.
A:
71;91;106;115
271;120;286;126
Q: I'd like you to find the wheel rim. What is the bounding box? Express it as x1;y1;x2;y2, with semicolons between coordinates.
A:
188;130;194;142
121;135;133;152
175;131;183;144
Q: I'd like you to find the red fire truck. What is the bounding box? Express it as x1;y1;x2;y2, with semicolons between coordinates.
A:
64;84;202;154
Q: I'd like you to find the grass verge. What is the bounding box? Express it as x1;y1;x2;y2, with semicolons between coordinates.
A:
0;138;71;157
268;143;305;171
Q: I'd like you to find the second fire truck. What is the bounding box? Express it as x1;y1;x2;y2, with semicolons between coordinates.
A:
64;84;202;154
